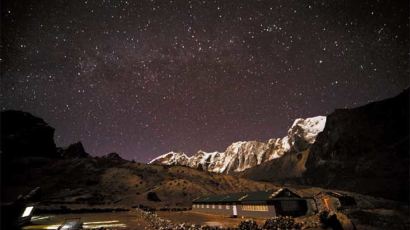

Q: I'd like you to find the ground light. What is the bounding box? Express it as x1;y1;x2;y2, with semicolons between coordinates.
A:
22;206;34;218
22;219;127;229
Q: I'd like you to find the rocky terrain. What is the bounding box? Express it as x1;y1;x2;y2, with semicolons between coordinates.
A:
137;198;409;230
3;155;278;209
1;108;409;229
241;89;409;202
303;89;409;202
0;110;276;210
150;116;326;174
238;148;311;183
149;89;409;204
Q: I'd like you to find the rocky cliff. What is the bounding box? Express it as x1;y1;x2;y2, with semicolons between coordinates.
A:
1;110;57;158
304;89;409;201
241;89;409;202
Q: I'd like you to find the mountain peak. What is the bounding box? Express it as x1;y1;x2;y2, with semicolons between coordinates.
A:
150;116;326;174
60;141;90;158
149;151;189;165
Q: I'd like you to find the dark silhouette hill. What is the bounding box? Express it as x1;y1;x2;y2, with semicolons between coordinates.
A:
241;89;409;202
1;110;57;158
304;89;409;201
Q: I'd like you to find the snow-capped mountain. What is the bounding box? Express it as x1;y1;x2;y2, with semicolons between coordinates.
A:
150;116;326;174
150;151;190;166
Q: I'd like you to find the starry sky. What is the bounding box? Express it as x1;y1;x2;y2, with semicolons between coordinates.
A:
1;0;409;162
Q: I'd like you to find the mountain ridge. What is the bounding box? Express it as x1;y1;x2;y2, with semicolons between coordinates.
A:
150;116;326;174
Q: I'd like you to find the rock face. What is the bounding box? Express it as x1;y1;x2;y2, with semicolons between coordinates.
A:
240;117;328;181
59;142;90;158
101;152;126;162
0;110;57;158
150;116;326;174
304;89;409;201
239;148;312;182
242;90;409;202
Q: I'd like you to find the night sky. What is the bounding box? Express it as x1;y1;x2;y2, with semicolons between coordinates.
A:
1;0;409;162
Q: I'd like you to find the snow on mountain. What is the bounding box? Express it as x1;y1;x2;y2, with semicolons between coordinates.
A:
289;116;327;144
149;116;326;174
149;151;189;165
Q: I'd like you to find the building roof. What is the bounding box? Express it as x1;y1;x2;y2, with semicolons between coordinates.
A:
193;188;302;204
315;191;354;198
193;192;247;203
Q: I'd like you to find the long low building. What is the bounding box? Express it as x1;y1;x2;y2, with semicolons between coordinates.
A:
192;188;316;218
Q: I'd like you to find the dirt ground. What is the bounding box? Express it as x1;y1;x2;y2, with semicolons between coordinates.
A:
22;209;268;229
22;211;149;230
157;210;268;228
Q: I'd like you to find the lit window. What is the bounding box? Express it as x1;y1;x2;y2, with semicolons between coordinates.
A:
212;204;215;209
241;204;268;212
226;204;230;209
206;204;209;208
218;204;222;209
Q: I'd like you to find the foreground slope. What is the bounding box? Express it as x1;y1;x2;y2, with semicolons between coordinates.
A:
0;110;277;209
3;156;277;209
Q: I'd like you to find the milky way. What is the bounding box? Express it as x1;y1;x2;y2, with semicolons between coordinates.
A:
1;0;409;162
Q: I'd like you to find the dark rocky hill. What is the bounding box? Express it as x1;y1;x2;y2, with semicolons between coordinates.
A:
241;89;409;202
58;142;90;158
238;149;310;183
1;110;57;158
304;89;409;201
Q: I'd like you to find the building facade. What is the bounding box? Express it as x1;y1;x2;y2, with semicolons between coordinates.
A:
192;188;311;218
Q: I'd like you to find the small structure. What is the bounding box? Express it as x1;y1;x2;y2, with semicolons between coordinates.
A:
314;191;356;212
192;188;311;218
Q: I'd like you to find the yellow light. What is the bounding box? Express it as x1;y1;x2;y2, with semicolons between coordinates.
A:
83;223;127;229
83;220;120;224
22;224;60;229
